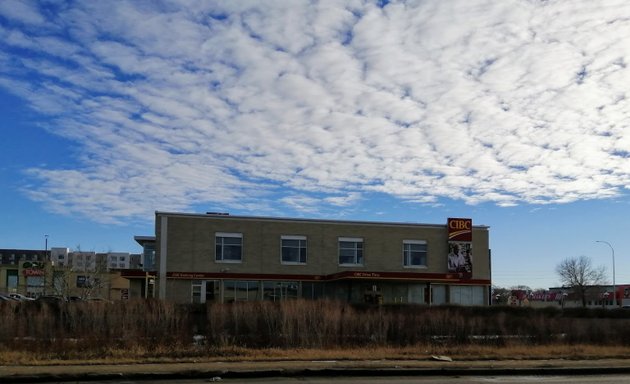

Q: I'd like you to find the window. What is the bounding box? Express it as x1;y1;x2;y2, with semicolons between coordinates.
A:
338;237;363;265
6;270;18;289
450;285;485;305
224;280;260;302
403;240;427;267
281;236;307;264
215;232;243;262
76;275;88;288
263;281;299;301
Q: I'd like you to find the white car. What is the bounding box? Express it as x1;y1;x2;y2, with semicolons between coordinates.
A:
8;293;34;301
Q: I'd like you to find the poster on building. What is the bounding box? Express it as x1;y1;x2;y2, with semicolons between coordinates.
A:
447;218;473;277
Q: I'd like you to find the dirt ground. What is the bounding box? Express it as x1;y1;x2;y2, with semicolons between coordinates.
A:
4;357;630;381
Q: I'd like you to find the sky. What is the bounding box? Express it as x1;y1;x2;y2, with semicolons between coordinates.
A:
1;0;629;290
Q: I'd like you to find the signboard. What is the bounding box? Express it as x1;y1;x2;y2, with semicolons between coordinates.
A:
448;218;472;242
23;268;45;277
447;218;473;277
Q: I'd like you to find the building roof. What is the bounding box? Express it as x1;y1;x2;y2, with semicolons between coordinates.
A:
134;236;156;246
155;211;490;230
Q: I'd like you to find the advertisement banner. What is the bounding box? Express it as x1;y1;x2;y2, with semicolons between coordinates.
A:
447;218;473;277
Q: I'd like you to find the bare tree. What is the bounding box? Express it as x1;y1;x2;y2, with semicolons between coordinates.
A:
556;255;607;307
48;247;112;300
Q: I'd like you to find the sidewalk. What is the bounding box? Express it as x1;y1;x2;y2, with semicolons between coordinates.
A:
3;358;630;382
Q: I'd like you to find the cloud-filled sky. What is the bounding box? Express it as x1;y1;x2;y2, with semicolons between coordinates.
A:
1;0;629;289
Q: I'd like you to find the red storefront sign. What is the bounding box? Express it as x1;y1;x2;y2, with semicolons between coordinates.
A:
23;268;45;277
448;218;472;241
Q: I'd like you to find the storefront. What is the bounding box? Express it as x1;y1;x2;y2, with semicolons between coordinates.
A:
149;212;491;305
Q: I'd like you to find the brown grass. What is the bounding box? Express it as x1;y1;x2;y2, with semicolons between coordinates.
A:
3;299;630;364
3;344;630;366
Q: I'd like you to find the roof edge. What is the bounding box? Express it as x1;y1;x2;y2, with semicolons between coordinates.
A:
154;211;490;229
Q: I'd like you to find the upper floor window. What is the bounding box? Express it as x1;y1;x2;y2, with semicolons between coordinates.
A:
215;232;243;262
403;240;427;268
281;236;307;264
339;237;363;265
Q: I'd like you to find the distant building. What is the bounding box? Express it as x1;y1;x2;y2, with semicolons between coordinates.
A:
108;252;130;270
50;247;69;267
0;249;48;297
509;285;630;309
129;212;491;305
0;247;143;300
72;251;104;272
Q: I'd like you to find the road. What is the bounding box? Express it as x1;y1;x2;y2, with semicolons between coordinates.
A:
35;375;630;384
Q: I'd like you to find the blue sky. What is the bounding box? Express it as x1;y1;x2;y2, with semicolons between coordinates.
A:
1;0;629;289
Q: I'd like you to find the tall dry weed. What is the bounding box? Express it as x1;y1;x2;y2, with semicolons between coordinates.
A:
4;300;630;359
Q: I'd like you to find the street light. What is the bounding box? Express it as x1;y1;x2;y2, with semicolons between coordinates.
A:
43;235;50;295
44;234;49;296
596;240;616;307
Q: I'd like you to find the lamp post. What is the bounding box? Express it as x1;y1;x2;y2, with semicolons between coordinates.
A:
44;234;49;296
596;240;616;307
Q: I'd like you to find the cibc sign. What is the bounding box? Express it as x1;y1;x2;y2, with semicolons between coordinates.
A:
447;218;472;242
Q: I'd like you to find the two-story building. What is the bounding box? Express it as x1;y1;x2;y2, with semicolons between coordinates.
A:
147;212;491;305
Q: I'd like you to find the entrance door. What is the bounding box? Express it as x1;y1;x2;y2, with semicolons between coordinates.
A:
192;280;217;303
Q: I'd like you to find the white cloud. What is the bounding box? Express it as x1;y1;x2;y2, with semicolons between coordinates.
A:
1;0;630;223
325;192;362;207
0;0;45;26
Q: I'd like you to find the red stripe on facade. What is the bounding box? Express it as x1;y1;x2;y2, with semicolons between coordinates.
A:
164;270;490;285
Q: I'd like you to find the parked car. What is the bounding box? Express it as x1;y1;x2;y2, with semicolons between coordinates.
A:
0;294;19;302
8;293;34;301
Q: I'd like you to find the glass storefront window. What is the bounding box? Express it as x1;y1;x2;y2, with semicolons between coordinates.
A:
223;280;259;302
263;281;299;301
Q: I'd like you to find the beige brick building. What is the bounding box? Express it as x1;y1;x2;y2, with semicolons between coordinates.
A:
150;212;491;305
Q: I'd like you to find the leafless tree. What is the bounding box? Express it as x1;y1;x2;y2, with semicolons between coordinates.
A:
556;255;607;307
48;247;112;300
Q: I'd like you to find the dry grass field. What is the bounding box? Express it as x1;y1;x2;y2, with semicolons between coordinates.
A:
3;299;630;365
